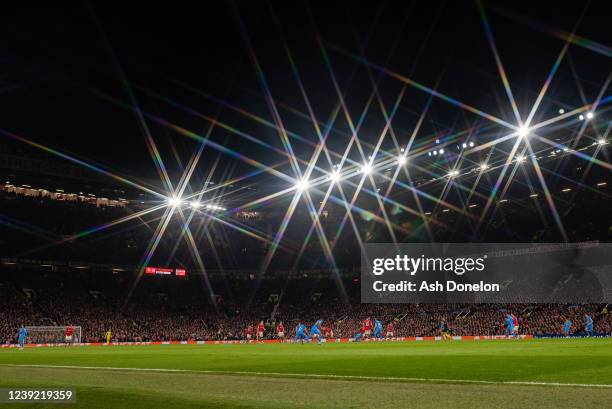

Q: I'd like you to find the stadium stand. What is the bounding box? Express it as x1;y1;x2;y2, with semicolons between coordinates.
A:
1;149;610;345
1;267;610;344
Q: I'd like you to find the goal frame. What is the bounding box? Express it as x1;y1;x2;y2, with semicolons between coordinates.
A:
24;326;82;345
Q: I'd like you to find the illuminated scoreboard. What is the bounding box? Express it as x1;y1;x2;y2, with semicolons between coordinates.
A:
144;267;187;277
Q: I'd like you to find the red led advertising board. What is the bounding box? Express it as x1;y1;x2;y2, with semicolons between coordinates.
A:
145;267;187;277
144;267;173;275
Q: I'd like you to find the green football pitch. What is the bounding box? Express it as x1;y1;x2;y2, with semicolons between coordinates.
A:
1;339;611;408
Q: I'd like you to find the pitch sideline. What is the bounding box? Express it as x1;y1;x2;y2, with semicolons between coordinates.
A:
4;364;612;389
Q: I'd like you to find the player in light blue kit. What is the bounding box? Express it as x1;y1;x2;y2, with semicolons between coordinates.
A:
373;319;383;339
505;314;514;339
295;322;308;343
18;326;28;350
563;318;572;337
310;319;324;344
584;314;594;337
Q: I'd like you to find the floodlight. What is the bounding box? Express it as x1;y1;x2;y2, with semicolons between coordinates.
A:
558;108;565;114
397;155;407;165
167;197;182;207
516;155;526;163
517;126;530;139
597;138;606;145
190;201;202;208
295;179;310;192
329;169;341;183
479;163;489;171
448;170;459;177
438;149;444;154
462;143;467;149
469;141;475;147
579;114;585;121
361;163;373;175
586;112;594;120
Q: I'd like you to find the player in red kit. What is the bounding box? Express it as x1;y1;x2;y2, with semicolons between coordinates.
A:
65;326;74;347
277;321;285;339
359;323;367;341
246;325;253;341
511;313;519;339
363;318;372;338
386;322;394;338
257;321;265;340
323;325;333;339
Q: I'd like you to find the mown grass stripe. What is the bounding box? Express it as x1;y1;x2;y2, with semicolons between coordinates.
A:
5;364;612;389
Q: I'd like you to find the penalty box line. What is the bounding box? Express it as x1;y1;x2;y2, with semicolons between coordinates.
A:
4;364;612;389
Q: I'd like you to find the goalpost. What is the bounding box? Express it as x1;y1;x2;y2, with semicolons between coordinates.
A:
25;326;82;345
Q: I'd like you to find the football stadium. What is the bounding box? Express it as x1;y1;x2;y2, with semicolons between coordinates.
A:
1;1;611;408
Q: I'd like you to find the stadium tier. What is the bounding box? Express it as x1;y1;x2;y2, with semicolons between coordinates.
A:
1;170;609;269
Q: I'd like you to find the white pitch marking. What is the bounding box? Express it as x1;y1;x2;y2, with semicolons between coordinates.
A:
4;364;612;389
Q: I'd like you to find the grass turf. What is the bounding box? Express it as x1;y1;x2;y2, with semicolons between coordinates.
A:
1;338;611;408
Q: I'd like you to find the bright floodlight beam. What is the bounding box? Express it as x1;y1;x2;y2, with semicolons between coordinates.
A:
295;179;310;192
167;197;182;207
190;201;202;208
361;163;373;175
329;169;341;183
397;155;407;165
586;112;594;120
517;126;530;139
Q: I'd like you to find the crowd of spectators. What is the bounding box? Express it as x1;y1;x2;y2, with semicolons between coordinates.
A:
2;272;610;344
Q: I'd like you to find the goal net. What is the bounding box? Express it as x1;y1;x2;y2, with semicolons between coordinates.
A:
25;326;82;345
